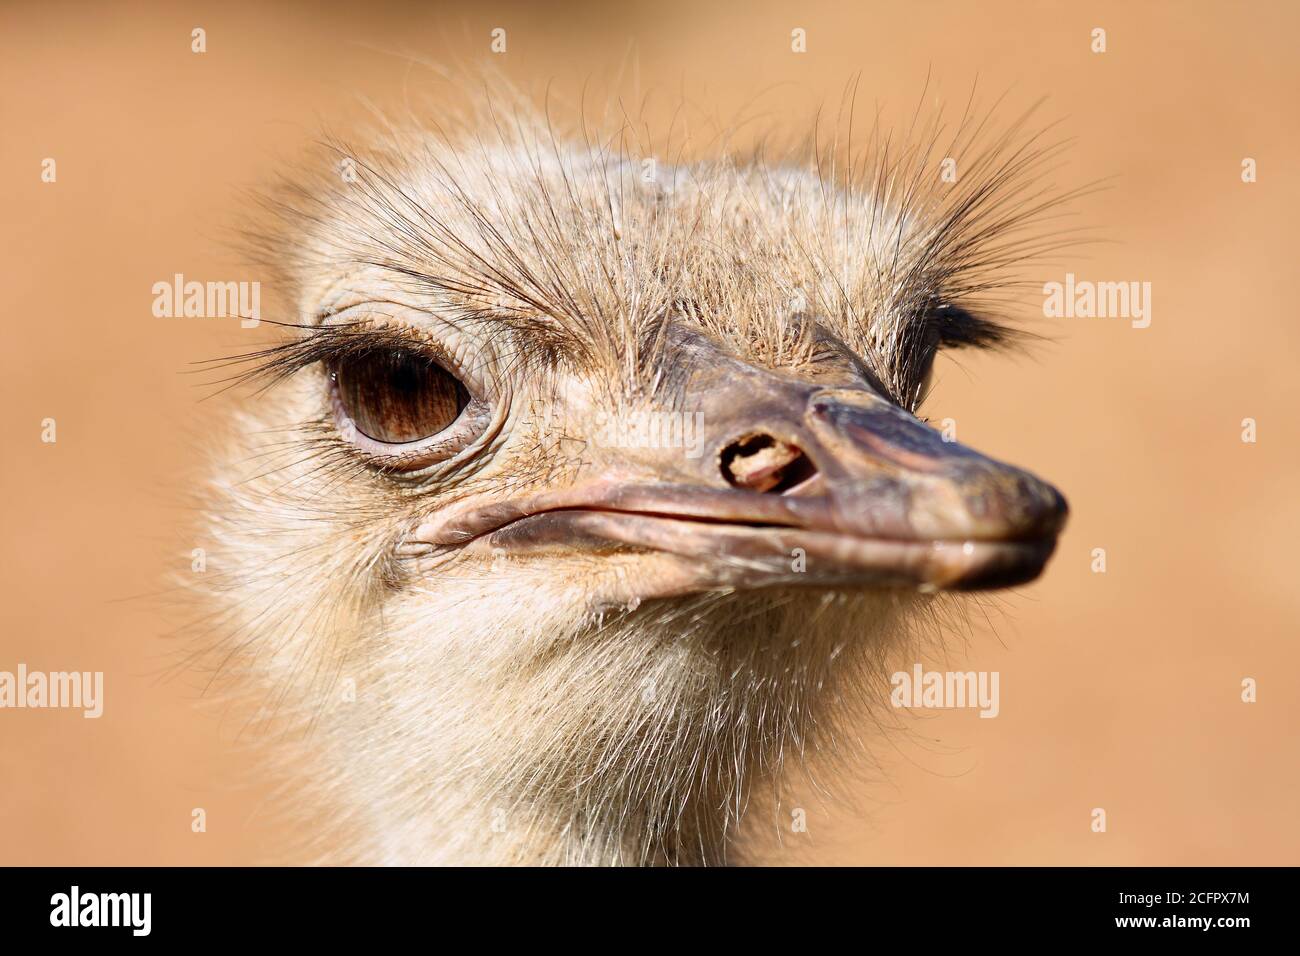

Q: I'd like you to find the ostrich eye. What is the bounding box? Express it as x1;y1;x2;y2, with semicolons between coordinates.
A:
332;348;469;444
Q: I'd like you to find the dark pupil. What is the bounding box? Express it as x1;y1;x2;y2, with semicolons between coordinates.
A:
336;349;467;444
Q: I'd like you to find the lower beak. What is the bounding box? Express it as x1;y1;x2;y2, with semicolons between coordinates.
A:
428;380;1067;597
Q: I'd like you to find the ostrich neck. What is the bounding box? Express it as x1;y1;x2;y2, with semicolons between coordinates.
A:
338;702;758;866
319;590;861;865
358;753;751;866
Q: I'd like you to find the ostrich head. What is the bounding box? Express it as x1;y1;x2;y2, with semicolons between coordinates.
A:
205;99;1070;865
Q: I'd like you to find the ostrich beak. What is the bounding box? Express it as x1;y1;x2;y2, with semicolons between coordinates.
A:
419;340;1068;597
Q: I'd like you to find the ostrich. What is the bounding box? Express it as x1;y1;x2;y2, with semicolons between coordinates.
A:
200;94;1071;866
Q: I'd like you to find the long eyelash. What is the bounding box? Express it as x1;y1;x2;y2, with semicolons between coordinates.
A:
928;303;1032;350
895;303;1032;410
190;320;445;397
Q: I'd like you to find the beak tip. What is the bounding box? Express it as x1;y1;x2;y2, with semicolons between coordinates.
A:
950;536;1062;592
1053;486;1070;529
1040;480;1070;537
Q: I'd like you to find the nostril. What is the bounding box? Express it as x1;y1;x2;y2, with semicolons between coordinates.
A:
719;433;819;494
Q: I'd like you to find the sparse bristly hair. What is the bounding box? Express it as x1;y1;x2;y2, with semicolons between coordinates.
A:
191;82;1078;865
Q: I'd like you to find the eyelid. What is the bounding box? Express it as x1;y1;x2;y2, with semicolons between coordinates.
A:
317;304;501;474
328;376;492;473
318;303;493;402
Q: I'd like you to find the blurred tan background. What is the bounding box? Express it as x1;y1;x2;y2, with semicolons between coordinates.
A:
2;0;1297;865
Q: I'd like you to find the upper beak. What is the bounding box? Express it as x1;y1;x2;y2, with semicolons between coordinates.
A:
418;335;1068;597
